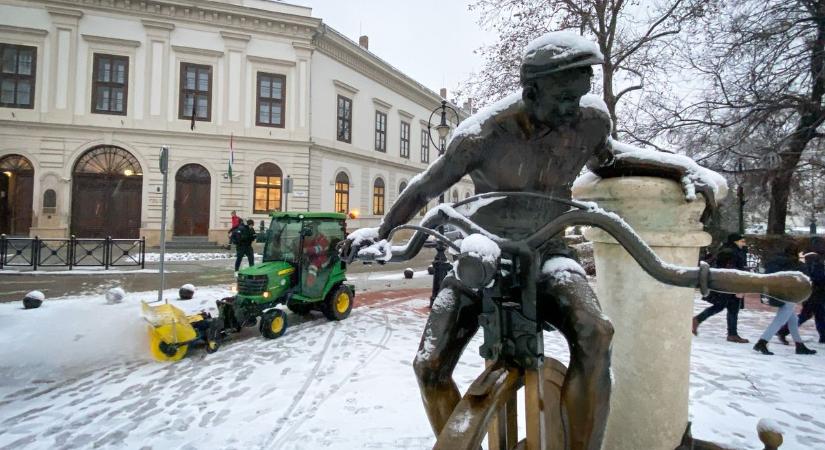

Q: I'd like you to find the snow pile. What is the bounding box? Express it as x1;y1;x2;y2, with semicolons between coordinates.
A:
541;257;587;284
756;418;783;434
25;290;45;301
181;283;195;292
454;195;505;218
0;286;231;384
347;227;379;246
358;239;392;262
143;252;233;262
105;287;126;304
450;91;522;142
579;94;610;117
459;234;500;263
523;30;603;62
611;139;729;200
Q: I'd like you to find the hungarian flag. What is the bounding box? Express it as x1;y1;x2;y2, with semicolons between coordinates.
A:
228;133;234;183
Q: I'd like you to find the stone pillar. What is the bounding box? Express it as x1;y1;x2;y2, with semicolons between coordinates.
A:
572;177;715;450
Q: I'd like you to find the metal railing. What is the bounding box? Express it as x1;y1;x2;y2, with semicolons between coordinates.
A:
0;235;146;270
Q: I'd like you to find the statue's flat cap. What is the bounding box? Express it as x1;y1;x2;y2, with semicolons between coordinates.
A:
521;31;604;82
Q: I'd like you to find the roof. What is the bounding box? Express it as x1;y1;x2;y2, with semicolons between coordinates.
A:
269;211;348;220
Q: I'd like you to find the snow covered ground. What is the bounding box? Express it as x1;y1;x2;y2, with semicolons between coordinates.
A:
0;286;823;450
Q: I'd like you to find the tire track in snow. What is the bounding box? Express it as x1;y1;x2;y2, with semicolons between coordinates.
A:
261;325;336;449
278;309;396;446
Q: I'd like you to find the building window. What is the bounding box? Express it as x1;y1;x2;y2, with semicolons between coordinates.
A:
256;72;285;127
179;63;212;122
253;163;283;213
452;190;459;203
375;111;387;152
400;121;410;159
373;178;385;215
399;181;407;194
92;54;128;115
421;130;430;163
334;172;350;213
0;44;36;109
337;95;352;143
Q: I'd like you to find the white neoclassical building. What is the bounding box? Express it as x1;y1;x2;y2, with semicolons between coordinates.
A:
0;0;472;246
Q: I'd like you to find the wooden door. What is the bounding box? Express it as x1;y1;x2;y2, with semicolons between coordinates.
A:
71;174;142;238
174;164;211;236
70;146;143;238
0;155;34;236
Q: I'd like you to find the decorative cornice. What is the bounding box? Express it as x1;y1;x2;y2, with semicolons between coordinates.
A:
398;109;414;120
32;0;319;42
46;6;83;18
372;98;392;110
246;55;296;67
172;45;224;58
419;119;430;128
333;80;359;95
82;34;141;48
141;19;175;31
220;31;251;42
0;25;49;37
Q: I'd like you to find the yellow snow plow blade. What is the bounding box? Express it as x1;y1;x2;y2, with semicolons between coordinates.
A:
141;301;200;362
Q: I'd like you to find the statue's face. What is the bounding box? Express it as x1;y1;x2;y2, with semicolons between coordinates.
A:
524;66;593;127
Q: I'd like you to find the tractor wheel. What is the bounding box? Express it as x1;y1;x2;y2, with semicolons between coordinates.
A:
260;309;288;339
149;331;188;362
323;285;353;321
288;301;313;315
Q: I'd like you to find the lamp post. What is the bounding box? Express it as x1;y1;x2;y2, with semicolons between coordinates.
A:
427;99;460;306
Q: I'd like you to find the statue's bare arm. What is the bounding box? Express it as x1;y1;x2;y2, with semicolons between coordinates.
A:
378;138;478;239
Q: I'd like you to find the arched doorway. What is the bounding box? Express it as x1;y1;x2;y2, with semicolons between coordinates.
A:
0;154;34;236
71;146;143;238
174;164;211;236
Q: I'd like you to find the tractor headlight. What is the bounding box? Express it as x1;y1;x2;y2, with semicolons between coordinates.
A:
263;291;271;298
455;252;497;289
231;283;238;293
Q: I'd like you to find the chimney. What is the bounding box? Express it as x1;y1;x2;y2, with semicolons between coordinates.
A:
463;98;475;113
359;35;369;50
440;88;447;99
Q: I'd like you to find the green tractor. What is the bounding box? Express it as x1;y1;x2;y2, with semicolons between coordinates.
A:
217;211;355;341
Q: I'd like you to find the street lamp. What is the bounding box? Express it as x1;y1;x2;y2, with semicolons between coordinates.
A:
426;99;460;306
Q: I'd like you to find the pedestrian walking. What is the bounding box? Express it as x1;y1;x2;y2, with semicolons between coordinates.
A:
692;233;750;343
777;237;825;345
234;219;256;273
753;241;817;355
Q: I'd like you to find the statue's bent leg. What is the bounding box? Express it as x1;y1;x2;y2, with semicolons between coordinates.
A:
413;275;481;436
539;257;614;450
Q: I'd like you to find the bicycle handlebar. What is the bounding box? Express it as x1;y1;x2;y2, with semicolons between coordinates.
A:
344;193;812;303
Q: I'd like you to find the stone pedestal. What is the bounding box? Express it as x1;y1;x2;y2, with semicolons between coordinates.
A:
572;177;713;450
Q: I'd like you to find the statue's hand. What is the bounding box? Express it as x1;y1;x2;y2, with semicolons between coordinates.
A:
595;148;726;224
340;227;392;263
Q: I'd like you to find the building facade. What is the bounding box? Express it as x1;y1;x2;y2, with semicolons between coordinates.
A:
0;0;472;245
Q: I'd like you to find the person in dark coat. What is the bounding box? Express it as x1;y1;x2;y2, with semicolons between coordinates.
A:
777;237;825;344
234;219;256;273
692;233;750;343
753;241;817;355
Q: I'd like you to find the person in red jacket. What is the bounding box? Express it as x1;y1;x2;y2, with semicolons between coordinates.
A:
303;222;329;287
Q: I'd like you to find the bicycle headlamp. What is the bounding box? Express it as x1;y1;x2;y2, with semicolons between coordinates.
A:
455;252;497;289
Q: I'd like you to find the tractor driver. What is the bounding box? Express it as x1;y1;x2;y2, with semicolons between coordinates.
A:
302;221;330;287
342;31;716;450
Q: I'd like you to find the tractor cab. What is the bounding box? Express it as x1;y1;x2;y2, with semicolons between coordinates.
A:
259;211;348;300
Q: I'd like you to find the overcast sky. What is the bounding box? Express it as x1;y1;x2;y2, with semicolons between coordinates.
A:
288;0;497;98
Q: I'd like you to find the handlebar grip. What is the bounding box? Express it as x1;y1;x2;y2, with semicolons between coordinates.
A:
707;269;811;304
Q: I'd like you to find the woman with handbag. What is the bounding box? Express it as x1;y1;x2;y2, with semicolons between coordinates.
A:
754;241;817;355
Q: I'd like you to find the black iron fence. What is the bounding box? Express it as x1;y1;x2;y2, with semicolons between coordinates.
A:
0;235;146;270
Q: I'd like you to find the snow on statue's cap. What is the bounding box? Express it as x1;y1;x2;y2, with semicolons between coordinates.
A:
521;31;604;82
